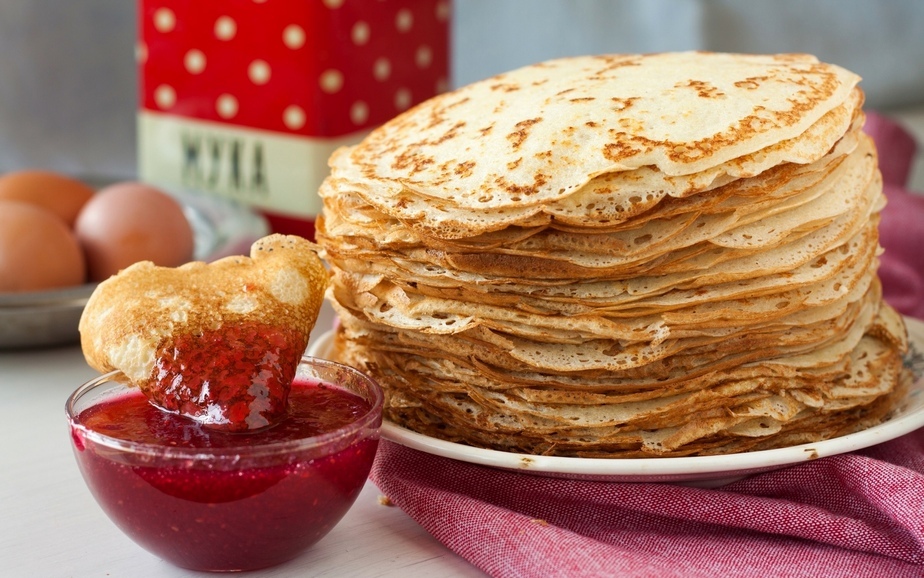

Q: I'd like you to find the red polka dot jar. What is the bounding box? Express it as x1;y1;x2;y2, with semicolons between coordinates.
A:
137;0;452;239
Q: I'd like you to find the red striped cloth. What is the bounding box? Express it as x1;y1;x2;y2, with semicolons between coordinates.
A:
369;112;924;577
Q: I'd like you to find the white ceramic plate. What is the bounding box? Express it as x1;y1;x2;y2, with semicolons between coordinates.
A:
307;318;924;486
0;188;268;349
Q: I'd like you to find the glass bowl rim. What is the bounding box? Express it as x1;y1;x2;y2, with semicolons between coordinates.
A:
65;355;384;460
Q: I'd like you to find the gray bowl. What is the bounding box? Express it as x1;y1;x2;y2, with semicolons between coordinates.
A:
0;284;95;348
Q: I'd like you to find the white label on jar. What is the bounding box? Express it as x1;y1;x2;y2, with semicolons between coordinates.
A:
138;111;365;218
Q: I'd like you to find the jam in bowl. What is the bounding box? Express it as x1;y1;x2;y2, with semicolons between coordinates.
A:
66;356;383;572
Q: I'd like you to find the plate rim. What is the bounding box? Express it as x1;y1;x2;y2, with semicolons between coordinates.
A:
307;317;924;482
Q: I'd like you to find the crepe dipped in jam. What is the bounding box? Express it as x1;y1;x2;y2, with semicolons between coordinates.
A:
316;52;910;457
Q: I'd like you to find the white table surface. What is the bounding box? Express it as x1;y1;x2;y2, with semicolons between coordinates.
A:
0;304;486;577
2;108;923;577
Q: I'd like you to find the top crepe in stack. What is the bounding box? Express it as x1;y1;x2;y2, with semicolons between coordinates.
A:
316;52;911;457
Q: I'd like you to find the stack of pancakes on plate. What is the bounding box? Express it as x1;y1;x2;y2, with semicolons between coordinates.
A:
316;52;911;457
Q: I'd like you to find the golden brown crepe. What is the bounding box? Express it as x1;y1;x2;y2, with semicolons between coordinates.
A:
80;234;328;388
316;52;910;457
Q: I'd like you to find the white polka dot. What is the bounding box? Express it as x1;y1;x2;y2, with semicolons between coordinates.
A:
394;88;412;111
373;58;391;81
283;105;306;130
248;60;271;85
435;0;451;22
323;0;344;8
283;24;306;49
352;21;370;45
216;94;239;119
153;8;175;33
319;69;344;94
415;45;433;69
215;16;236;40
184;49;206;74
395;9;413;32
153;84;176;109
135;42;148;64
350;101;369;125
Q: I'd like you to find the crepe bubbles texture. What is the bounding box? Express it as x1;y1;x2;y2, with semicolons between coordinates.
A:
317;52;910;457
365;112;924;578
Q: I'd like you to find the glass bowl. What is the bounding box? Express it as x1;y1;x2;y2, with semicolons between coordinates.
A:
66;356;383;572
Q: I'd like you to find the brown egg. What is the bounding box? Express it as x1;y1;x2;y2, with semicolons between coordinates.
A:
0;200;87;292
75;182;195;282
0;170;95;227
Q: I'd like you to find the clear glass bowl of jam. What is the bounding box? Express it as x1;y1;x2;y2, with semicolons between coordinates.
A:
66;356;383;572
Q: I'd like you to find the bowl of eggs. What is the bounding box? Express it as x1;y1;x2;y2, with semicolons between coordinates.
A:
0;171;269;349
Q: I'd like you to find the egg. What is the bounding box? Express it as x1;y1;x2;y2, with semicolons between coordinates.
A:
0;200;87;292
75;182;195;282
0;170;95;227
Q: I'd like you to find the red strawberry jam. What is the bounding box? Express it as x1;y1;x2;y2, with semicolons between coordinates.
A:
148;321;307;432
68;365;382;572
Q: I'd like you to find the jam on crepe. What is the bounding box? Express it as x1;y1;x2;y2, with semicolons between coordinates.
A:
148;321;305;432
78;233;329;434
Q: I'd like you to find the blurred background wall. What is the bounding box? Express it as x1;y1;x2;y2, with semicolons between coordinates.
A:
454;0;924;109
1;0;922;180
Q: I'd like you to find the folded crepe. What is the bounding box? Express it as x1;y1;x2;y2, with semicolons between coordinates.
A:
79;234;328;431
316;52;911;457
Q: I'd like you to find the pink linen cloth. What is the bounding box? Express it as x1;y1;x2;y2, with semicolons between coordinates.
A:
870;113;924;320
368;112;924;577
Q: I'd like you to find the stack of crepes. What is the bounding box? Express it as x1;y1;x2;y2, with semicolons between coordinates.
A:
316;52;912;458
